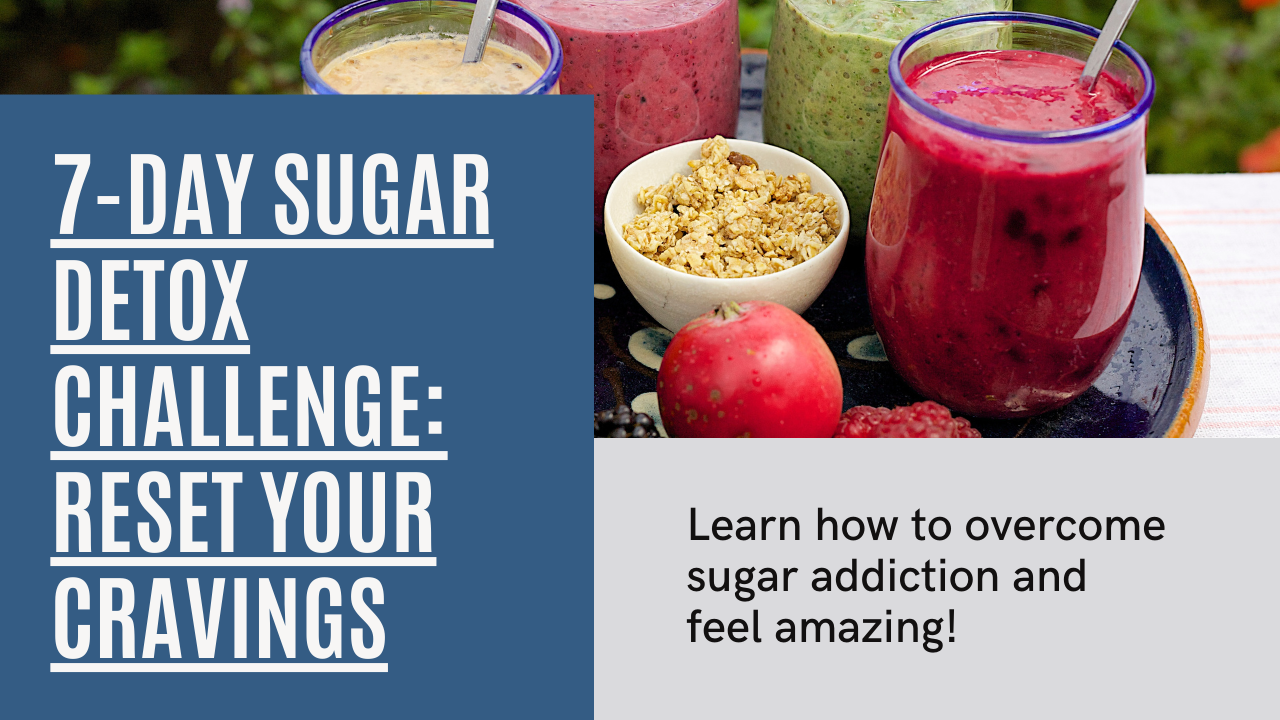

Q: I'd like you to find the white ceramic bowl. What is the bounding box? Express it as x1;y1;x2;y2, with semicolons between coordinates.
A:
604;138;851;332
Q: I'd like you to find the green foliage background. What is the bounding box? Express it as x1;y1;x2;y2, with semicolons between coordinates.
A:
741;0;1280;172
2;0;1276;172
0;0;339;94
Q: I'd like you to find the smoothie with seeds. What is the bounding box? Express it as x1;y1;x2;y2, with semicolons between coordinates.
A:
763;0;1008;234
515;0;740;226
867;49;1145;417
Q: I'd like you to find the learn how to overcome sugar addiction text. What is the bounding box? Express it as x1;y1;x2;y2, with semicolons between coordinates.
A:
685;507;1166;653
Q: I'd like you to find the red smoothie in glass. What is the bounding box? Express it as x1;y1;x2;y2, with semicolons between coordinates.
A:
515;0;740;224
867;50;1145;418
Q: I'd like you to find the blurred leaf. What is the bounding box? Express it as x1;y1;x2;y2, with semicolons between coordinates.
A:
223;9;251;29
70;72;115;94
304;1;332;18
115;31;170;77
739;0;774;49
215;0;338;93
212;34;236;64
244;62;271;92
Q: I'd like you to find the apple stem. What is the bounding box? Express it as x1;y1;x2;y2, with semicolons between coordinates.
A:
716;301;743;321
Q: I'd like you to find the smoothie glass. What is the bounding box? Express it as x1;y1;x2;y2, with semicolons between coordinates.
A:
866;12;1154;418
514;0;741;225
764;0;1009;234
302;0;563;95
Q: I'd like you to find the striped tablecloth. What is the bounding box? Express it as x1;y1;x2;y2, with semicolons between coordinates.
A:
1146;173;1280;437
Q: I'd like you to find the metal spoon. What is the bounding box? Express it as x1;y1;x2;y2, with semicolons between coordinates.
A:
462;0;500;63
1079;0;1141;92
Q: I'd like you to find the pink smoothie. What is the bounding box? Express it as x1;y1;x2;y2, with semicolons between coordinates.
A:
867;50;1145;418
515;0;740;224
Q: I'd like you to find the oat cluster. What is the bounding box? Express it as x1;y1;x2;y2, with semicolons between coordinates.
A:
621;137;841;278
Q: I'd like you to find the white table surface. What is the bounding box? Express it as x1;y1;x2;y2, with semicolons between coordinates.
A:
1145;173;1280;437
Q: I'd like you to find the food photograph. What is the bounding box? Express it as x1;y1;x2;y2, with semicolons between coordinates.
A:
580;0;1280;440
2;0;1277;438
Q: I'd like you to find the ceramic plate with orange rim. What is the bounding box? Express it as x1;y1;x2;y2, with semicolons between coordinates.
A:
1136;211;1209;437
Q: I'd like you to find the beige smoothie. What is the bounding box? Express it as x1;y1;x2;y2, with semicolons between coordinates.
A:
319;34;546;94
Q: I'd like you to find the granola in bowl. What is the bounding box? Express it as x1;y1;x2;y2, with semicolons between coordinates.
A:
621;136;841;278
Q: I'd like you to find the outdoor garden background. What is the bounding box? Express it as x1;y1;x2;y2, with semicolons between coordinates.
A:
1;0;1277;172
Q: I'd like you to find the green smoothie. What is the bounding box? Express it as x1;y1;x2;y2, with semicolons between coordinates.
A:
763;0;1009;234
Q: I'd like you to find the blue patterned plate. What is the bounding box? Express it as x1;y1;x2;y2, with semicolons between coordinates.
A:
592;53;1208;438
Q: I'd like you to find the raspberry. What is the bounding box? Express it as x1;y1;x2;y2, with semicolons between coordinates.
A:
833;401;981;438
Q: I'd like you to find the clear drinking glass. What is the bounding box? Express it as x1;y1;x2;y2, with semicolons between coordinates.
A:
866;12;1154;418
302;0;563;95
762;0;1011;235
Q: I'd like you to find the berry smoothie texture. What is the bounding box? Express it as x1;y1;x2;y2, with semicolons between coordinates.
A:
866;50;1146;418
516;0;740;224
763;0;1007;235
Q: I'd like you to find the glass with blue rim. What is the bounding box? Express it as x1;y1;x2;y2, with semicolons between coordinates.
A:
301;0;563;95
865;12;1155;419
